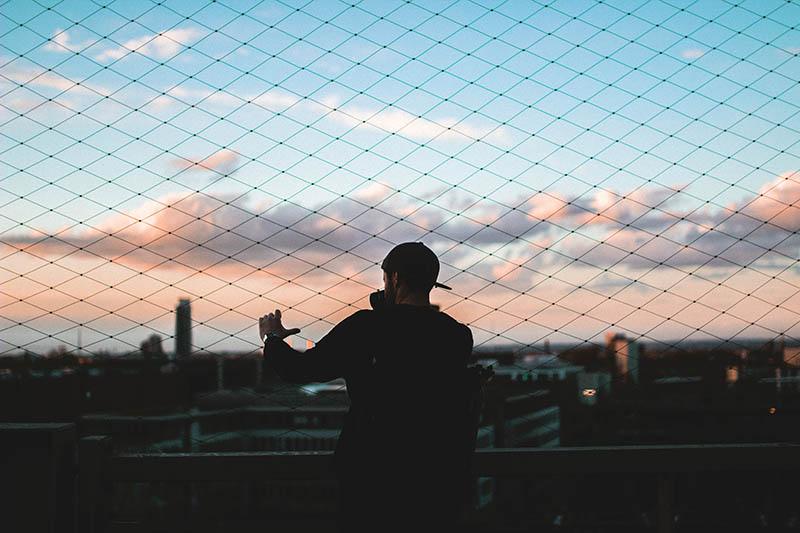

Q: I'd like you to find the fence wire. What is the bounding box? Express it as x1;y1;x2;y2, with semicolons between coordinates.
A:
2;0;800;454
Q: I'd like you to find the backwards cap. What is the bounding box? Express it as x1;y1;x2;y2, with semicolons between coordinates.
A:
381;242;452;291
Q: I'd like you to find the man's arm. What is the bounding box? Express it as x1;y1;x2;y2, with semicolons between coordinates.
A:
263;310;371;384
264;337;342;384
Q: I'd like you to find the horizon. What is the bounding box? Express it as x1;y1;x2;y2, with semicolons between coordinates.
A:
4;332;798;360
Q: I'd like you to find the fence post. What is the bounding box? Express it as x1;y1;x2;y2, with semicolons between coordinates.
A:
78;436;112;533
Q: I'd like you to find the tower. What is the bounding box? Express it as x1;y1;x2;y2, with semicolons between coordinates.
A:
608;332;639;385
175;298;192;359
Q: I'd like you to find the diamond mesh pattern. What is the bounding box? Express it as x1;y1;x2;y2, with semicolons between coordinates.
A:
2;0;800;450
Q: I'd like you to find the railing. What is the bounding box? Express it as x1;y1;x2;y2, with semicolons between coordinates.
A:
79;405;348;452
4;423;799;533
80;436;800;533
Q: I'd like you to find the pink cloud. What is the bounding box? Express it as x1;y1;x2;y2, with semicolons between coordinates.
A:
563;172;800;271
4;175;800;351
735;171;800;231
169;149;242;178
5;173;798;287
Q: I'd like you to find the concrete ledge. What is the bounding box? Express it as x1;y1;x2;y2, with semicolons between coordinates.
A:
108;442;800;482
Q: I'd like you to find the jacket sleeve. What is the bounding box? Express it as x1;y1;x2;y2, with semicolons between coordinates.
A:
263;310;370;384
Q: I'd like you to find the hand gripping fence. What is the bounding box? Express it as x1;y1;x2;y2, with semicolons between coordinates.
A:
1;0;800;457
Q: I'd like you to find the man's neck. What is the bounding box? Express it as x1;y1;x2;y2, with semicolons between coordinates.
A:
396;293;431;306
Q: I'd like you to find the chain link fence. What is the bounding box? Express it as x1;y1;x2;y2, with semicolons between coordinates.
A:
4;1;800;529
2;0;800;448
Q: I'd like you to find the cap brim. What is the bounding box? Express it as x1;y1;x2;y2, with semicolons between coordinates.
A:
433;282;452;290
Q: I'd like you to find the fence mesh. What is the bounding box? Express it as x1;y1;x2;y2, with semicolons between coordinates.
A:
2;0;800;455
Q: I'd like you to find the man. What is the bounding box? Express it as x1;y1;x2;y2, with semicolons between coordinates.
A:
260;242;475;532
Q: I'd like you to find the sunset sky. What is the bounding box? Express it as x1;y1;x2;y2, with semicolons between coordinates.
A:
2;0;799;355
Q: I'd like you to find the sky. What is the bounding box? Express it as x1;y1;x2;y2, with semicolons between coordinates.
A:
1;0;799;356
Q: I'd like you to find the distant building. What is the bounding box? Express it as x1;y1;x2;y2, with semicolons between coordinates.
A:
783;346;800;368
140;333;165;360
477;353;583;384
745;339;784;368
502;402;560;448
607;333;639;385
175;298;192;359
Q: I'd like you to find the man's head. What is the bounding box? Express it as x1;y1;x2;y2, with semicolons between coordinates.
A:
381;242;451;305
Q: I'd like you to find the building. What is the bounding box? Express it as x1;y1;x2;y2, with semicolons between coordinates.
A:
783;346;800;368
607;333;639;385
478;353;583;384
175;298;192;359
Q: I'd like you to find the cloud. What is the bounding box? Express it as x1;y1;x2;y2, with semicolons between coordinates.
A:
5;173;798;284
5;177;800;348
681;48;705;60
144;82;502;143
169;148;242;178
0;58;109;96
735;171;800;231
325;104;508;142
150;85;299;110
252;91;300;109
564;172;800;271
95;28;201;61
43;29;95;53
149;85;499;143
352;182;394;203
4;192;389;277
0;96;51;116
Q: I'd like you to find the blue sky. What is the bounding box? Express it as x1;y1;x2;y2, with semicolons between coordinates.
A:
2;0;800;354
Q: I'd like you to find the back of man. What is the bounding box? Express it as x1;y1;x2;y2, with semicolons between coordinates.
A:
334;304;473;531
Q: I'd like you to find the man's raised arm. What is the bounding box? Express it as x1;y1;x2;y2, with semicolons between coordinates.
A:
259;309;368;384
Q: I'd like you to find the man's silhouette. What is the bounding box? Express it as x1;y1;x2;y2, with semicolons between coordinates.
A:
260;242;474;532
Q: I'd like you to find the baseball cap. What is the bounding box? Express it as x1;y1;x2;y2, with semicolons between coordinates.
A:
381;242;452;291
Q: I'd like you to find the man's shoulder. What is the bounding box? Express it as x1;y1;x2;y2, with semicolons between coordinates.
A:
322;309;377;343
339;307;470;339
437;310;471;332
337;308;375;328
432;311;473;351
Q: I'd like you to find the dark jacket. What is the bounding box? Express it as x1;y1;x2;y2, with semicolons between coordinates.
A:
264;304;474;529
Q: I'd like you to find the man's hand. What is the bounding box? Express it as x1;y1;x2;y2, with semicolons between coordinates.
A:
259;309;301;341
